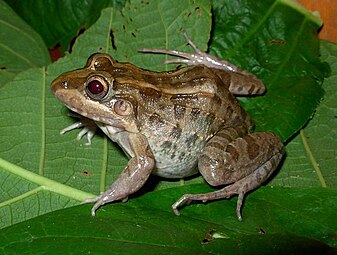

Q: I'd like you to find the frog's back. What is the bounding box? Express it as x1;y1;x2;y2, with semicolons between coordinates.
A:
112;64;253;178
111;63;252;131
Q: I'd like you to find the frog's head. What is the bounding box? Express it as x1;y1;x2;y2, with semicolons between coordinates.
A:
51;53;138;132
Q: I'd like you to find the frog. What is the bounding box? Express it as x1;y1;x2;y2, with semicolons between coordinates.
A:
51;35;284;220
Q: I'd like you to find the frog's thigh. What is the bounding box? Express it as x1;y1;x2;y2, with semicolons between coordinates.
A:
198;132;284;186
174;131;283;220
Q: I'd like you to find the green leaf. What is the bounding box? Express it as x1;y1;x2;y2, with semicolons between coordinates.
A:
4;0;125;50
271;40;337;188
0;185;336;254
209;0;329;141
0;159;92;226
67;0;211;70
0;0;50;85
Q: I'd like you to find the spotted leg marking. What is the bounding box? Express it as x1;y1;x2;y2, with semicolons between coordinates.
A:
172;132;284;220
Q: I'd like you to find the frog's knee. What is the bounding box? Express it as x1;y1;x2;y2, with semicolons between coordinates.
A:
198;154;228;186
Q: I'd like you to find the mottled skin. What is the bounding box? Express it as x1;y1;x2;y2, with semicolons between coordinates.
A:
51;38;284;220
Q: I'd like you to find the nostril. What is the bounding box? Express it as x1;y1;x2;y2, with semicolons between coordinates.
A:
51;77;69;95
61;81;68;89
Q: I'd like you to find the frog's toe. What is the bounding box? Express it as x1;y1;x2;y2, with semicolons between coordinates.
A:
171;185;246;220
60;121;85;134
75;126;96;145
82;192;129;216
82;195;101;204
172;202;181;216
163;58;192;65
81;195;105;216
91;200;105;216
60;112;98;145
172;194;195;216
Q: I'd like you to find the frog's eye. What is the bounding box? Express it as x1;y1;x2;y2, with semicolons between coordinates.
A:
85;76;109;100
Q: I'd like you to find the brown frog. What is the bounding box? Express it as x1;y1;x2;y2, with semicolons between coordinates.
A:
51;36;284;220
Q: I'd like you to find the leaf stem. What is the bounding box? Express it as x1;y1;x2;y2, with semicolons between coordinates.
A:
0;158;95;201
300;130;327;187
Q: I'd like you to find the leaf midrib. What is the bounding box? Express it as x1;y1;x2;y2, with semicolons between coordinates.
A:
39;67;46;175
97;9;116;193
226;1;277;58
0;158;94;201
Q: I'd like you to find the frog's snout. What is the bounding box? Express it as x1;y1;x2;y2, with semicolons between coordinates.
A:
51;75;67;95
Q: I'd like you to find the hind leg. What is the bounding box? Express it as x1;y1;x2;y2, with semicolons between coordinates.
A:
139;33;265;95
172;131;284;220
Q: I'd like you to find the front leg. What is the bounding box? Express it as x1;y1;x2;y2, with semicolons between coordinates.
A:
60;112;97;145
83;133;155;216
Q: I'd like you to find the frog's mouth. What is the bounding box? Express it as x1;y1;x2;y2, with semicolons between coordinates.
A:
53;85;126;129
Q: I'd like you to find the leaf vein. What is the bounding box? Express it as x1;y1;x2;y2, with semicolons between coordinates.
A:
300;130;327;187
0;187;44;208
39;67;46;175
0;19;43;48
0;42;34;67
227;1;277;57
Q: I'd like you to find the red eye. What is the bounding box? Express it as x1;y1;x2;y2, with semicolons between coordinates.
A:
85;76;109;100
87;80;104;94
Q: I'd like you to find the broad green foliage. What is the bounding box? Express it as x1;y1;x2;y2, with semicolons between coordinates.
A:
0;186;336;254
271;40;337;188
0;0;50;85
210;0;329;140
4;0;124;50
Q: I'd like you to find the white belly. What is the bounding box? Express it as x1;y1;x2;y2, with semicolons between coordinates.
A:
98;123;202;179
